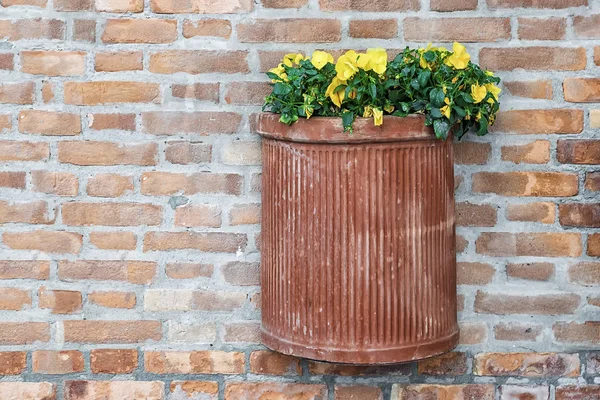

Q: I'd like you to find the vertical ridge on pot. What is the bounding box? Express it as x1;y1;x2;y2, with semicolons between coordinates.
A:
260;128;458;364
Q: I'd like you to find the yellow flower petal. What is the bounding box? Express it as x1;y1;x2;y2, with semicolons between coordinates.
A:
373;108;383;126
311;51;334;70
471;84;487;104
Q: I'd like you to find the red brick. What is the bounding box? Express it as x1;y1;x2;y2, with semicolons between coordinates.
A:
89;231;136;250
588;297;600;307
175;204;221;227
225;82;272;105
95;51;142;72
491;109;583;134
0;352;26;375
87;174;133;197
142;111;241;135
3;230;82;254
588;234;600;256
96;0;143;12
0;260;49;280
0;82;34;104
473;172;578;197
501;141;550;164
223;322;260;343
475;291;580;315
349;19;397;39
38;287;82;314
238;19;341;43
144;231;247;253
559;204;600;227
518;17;566;40
568;262;600;285
166;321;216;343
170;381;218;398
0;382;55;399
494;323;542;341
487;0;586;8
145;351;245;374
64;381;164;400
88;113;136;131
89;291;136;309
417;352;468;375
557;140;600;164
225;383;327;400
456;202;497;227
0;54;13;70
172;83;219;102
574;14;600;38
144;289;246;311
64;81;160;105
32;171;78;196
54;0;92;10
504;80;553;99
149;50;249;74
62;202;161;226
480;47;586;71
564;78;600;102
141;172;242;195
0;19;65;40
73;19;95;42
0;322;49;344
58;260;156;284
0;172;24;189
391;385;494;400
506;262;554;281
221;261;259;286
556;386;600;400
222;141;262;165
33;351;84;374
229;203;261;225
308;361;410;376
1;0;47;7
0;200;53;224
477;232;581;257
320;0;418;10
64;320;161;343
102;19;176;43
166;142;212;164
166;262;213;279
457;262;495;285
404;18;510;42
459;322;488;344
454;142;491;165
90;349;138;374
335;386;382;400
500;386;550;399
585;172;600;192
0;288;30;310
507;202;555;223
0;114;10;131
18;110;80;136
474;352;580;377
58;141;157;166
0;141;48;161
20;51;85;76
151;0;251;12
263;0;307;6
183;19;232;38
250;350;301;375
430;0;477;9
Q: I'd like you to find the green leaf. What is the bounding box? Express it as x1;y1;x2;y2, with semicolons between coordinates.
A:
273;82;291;95
460;92;473;103
430;108;442;119
429;88;445;108
342;111;355;132
423;51;435;62
477;116;489;136
452;106;466;118
433;119;450;140
369;83;377;99
410;79;420;90
418;70;431;87
266;72;279;80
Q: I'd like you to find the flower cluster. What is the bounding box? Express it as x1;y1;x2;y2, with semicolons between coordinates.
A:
263;43;501;140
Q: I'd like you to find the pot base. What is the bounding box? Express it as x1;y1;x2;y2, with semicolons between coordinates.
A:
261;328;460;365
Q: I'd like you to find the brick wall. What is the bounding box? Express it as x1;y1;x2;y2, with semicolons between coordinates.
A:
0;0;598;398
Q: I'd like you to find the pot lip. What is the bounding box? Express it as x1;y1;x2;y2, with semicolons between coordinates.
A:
257;112;437;144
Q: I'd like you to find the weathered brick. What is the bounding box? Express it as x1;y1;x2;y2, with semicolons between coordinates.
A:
430;0;477;10
588;297;600;307
487;0;586;8
166;262;213;279
0;172;25;189
587;353;600;375
568;262;600;285
473;172;578;197
557;140;600;164
456;202;497;227
144;232;246;252
3;230;82;254
559;204;600;227
149;50;249;74
459;322;488;344
501;140;550;164
0;260;49;280
574;14;600;38
222;141;262;165
38;287;82;314
457;262;495;285
349;19;397;39
144;289;246;311
2;0;47;7
0;54;13;70
518;17;566;40
96;0;143;12
64;81;160;105
62;202;161;226
308;362;410;376
494;322;542;341
454;142;491;165
475;291;580;315
0;382;55;399
64;381;164;400
225;82;272;105
507;202;555;224
59;260;156;284
54;0;93;10
151;0;251;12
506;262;554;281
500;386;550;400
238;19;341;43
175;204;221;228
223;322;260;343
32;171;78;196
221;261;260;286
88;113;136;131
585;172;600;192
21;51;85;76
170;381;218;399
229;203;262;225
58;141;157;166
102;19;177;43
0;352;26;375
89;231;136;250
145;351;245;374
0;19;65;40
167;321;216;343
225;383;327;400
90;349;138;374
474;353;579;377
0;141;48;161
142;111;241;135
0;288;30;310
480;47;586;71
335;386;382;400
0;322;49;344
0;114;11;131
19;110;80;136
391;385;494;400
95;51;142;72
504;80;553;99
491;110;583;134
166;142;212;164
73;19;95;42
141;172;242;195
0;200;53;224
564;78;600;102
33;351;84;374
183;19;232;38
263;0;307;7
86;174;133;197
588;234;600;256
477;232;582;257
64;320;162;343
320;0;418;11
417;352;468;376
89;291;136;309
405;18;510;42
556;386;600;400
0;82;34;104
250;350;301;375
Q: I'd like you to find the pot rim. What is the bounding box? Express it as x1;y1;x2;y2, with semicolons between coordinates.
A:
256;112;437;144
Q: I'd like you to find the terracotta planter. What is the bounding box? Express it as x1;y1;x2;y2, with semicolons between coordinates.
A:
257;113;458;365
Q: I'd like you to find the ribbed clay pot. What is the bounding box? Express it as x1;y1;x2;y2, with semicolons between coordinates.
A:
257;113;458;365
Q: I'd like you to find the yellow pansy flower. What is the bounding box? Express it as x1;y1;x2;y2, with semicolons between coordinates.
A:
325;76;346;108
335;50;359;80
475;111;482;121
311;51;334;70
356;53;372;71
283;53;305;67
373;108;383;126
471;84;487;103
269;63;287;82
384;104;394;113
363;106;373;118
440;98;451;119
445;42;470;70
367;48;387;74
485;83;501;100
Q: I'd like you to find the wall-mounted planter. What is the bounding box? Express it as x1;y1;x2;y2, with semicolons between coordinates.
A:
257;113;458;365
